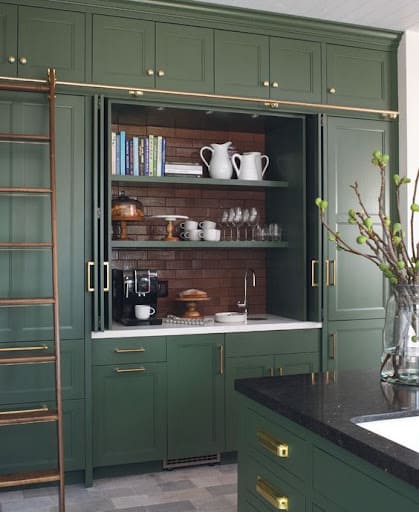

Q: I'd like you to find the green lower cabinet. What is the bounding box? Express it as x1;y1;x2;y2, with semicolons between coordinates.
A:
93;362;167;467
167;334;224;459
0;398;85;474
274;352;319;376
325;319;384;372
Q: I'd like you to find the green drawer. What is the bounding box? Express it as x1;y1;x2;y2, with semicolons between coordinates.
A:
93;336;166;365
246;404;309;485
226;330;320;358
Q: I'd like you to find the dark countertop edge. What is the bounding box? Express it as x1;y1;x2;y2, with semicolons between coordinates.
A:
235;378;419;490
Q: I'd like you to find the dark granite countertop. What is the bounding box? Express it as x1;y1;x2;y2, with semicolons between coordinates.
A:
235;369;419;489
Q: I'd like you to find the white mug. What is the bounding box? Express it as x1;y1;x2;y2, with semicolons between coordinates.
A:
199;220;217;230
135;304;156;320
203;228;221;241
180;229;203;241
180;220;198;230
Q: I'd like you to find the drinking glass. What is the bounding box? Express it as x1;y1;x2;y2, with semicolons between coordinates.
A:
227;208;236;241
220;210;229;241
233;207;243;241
268;223;282;241
242;208;250;240
248;207;259;241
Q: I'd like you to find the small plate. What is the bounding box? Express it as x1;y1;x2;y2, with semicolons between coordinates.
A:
215;312;246;324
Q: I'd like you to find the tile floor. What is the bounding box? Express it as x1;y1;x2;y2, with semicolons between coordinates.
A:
0;463;237;512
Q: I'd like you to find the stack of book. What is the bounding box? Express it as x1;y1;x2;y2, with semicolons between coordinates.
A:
164;162;203;177
111;131;166;176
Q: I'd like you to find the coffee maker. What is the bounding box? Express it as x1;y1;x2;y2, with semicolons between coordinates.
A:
112;269;166;325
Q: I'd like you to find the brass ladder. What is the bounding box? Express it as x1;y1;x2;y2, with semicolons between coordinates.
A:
0;69;65;511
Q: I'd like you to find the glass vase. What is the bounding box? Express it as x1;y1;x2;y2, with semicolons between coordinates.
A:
380;284;419;385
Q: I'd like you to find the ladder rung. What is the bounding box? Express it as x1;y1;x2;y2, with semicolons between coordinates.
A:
0;298;55;306
0;82;50;93
0;408;58;426
0;354;56;365
0;187;52;194
0;242;52;248
0;133;50;143
0;469;60;488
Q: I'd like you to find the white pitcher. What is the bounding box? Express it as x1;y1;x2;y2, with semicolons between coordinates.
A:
200;141;233;179
231;153;259;180
244;151;269;180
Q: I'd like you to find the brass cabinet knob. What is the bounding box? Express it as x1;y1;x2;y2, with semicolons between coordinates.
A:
7;56;16;64
271;81;279;88
19;56;27;65
262;80;270;87
146;68;154;76
328;87;336;94
157;69;165;77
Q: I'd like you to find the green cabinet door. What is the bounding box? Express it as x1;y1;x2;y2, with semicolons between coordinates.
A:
325;116;390;322
93;363;167;467
274;351;320;376
326;45;395;109
269;37;321;102
167;334;225;459
0;3;17;77
225;355;272;452
215;30;269;98
325;319;384;372
0;95;85;342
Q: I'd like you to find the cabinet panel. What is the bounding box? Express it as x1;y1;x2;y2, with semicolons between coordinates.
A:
93;362;167;467
0;3;17;77
167;334;224;459
325;116;389;321
326;45;394;109
270;37;321;102
0;398;85;473
215;30;269;98
274;352;319;376
93;336;166;365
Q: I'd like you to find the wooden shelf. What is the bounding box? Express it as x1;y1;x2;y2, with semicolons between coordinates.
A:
110;175;288;188
112;240;287;249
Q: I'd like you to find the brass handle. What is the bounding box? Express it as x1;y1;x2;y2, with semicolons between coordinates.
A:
7;56;16;64
257;430;289;458
325;259;330;287
268;367;274;377
146;68;155;76
115;367;145;373
218;344;224;375
0;345;48;352
278;367;283;376
329;87;336;94
19;56;27;65
157;69;165;77
87;261;95;292
311;259;319;287
114;347;145;353
256;476;289;510
330;333;337;360
262;80;270;87
330;259;336;286
271;81;279;88
104;262;110;292
0;405;48;416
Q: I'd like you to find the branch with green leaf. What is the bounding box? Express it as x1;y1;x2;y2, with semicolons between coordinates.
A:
315;151;419;285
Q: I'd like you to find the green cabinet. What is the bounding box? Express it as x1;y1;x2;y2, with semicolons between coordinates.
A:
215;30;321;102
0;94;86;342
92;15;214;93
93;361;167;467
167;334;225;459
0;3;85;81
326;44;395;109
225;330;320;451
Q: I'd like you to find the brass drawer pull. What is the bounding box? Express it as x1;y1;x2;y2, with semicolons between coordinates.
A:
256;476;289;510
0;345;48;352
0;405;48;416
325;259;330;287
311;259;319;287
114;347;145;353
330;259;336;286
115;367;145;373
104;261;110;292
87;261;95;292
257;430;289;458
218;344;224;375
330;333;337;360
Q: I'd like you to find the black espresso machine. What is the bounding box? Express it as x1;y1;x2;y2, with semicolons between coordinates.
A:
112;269;167;325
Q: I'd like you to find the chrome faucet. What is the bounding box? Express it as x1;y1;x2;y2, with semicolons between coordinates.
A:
237;268;256;315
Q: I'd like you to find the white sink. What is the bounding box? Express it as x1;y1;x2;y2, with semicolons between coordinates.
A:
353;414;419;453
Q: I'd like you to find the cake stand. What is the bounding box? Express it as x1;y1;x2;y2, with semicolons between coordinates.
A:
151;214;189;241
176;297;210;318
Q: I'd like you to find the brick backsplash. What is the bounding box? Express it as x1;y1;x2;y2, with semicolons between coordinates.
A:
111;123;268;317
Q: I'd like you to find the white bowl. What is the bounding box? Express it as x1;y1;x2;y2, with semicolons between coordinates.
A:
214;312;246;324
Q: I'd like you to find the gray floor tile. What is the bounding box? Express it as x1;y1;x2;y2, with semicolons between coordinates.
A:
206;483;237;496
158;480;196;492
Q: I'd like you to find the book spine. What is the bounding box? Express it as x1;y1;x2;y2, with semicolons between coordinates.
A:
148;135;154;176
119;130;126;175
161;137;166;176
139;137;145;176
156;135;162;177
144;137;149;176
125;138;130;175
133;136;139;176
111;131;116;175
115;133;120;175
129;138;134;175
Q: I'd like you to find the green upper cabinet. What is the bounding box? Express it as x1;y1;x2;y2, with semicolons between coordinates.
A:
0;3;85;81
215;30;321;102
92;15;214;93
324;116;390;322
167;334;225;459
325;45;395;109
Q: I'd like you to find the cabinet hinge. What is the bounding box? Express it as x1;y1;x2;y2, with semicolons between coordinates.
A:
320;113;326;126
96;208;101;219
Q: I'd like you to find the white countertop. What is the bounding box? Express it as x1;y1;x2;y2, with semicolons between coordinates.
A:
91;314;322;339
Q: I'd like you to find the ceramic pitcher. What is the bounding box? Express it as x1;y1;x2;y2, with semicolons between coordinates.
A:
200;141;233;179
231;152;260;180
244;151;269;179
